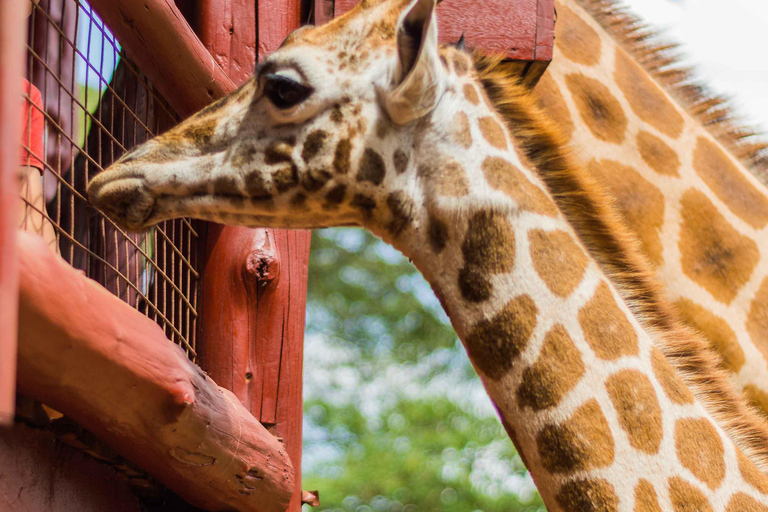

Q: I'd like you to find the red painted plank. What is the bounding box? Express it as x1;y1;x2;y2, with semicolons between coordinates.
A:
0;0;27;426
535;0;556;60
331;0;551;61
257;0;303;59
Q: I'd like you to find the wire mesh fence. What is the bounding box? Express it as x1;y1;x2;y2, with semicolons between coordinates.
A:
19;0;199;360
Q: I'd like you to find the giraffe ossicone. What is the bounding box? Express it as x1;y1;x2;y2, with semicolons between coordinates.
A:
88;0;768;509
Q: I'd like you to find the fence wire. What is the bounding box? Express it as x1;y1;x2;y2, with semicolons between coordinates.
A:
20;0;199;360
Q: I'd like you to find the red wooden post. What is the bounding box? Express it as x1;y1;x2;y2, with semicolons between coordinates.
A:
195;2;311;511
0;0;28;426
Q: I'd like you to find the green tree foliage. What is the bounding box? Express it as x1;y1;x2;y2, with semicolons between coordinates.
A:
303;229;544;512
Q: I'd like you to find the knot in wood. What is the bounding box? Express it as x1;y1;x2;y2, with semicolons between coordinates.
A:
245;249;279;284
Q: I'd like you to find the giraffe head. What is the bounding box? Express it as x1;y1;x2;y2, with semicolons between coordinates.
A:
88;0;467;236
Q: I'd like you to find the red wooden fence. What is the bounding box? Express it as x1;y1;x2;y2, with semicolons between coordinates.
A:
0;0;27;426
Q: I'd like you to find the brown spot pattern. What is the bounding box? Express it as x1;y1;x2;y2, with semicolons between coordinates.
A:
245;171;270;198
458;210;515;304
350;193;377;216
534;73;574;141
679;189;759;304
726;493;768;512
565;73;627;144
357;148;386;185
453;53;470;75
465;294;537;380
333;139;352;174
556;4;602;66
179;118;218;146
586;159;665;266
461;211;516;273
478;117;508;150
453;112;473;149
264;141;294;165
637;130;680;177
482;157;559;217
651;347;694;405
517;324;584;410
272;165;299;193
578;282;638;360
555;478;619;512
674;298;744;373
738;449;768;494
385;191;413;236
529;229;588;297
633;479;661;512
605;370;662;454
537;399;614;473
675;418;725;490
694;136;768;229
464;84;480;105
393;149;409;174
668;477;713;512
615;48;684;139
458;267;494;303
301;168;332;192
324;184;346;205
428;215;449;253
301;130;328;162
418;159;470;197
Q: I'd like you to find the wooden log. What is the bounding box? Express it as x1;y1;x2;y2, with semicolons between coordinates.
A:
86;0;235;118
0;0;28;426
15;231;295;512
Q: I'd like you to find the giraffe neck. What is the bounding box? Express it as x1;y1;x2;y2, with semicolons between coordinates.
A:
387;148;768;511
537;0;768;422
368;50;768;510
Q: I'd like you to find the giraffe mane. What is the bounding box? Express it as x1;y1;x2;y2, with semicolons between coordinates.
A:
472;50;768;474
575;0;768;183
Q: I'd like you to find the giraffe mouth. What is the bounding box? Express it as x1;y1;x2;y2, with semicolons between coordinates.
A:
88;173;157;232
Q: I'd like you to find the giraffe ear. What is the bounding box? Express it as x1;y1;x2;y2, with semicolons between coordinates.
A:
383;0;444;125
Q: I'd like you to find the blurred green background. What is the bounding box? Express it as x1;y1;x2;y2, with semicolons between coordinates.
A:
301;229;545;512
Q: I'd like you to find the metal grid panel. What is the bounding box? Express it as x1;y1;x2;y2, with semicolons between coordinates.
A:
19;0;199;359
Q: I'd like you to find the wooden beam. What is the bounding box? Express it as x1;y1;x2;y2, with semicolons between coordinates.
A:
15;231;295;512
0;0;27;426
86;0;236;118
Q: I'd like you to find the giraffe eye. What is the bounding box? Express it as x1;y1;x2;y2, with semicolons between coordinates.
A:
264;73;314;109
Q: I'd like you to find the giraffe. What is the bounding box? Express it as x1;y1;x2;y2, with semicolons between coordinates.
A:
533;0;768;417
86;0;768;509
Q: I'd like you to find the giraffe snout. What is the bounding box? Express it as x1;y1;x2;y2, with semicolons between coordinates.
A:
88;170;157;232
